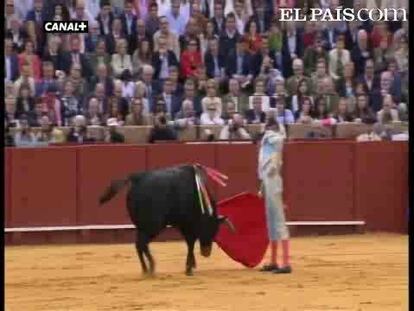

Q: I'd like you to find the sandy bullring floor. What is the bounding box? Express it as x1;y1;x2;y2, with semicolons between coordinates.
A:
5;233;408;311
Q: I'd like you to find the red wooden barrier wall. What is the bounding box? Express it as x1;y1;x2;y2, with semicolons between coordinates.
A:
8;147;78;227
76;145;147;225
354;142;408;233
284;141;355;221
4;142;408;237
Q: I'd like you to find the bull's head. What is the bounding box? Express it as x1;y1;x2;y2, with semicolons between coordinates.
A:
199;214;236;257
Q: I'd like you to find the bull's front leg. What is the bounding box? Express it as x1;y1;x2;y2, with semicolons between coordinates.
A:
184;235;196;276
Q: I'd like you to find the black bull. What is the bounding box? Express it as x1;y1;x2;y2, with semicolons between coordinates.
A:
99;164;235;276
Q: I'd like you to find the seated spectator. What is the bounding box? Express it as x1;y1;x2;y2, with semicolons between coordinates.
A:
59;35;92;78
6;17;27;53
219;113;251;140
106;96;125;126
245;95;266;124
35;115;64;144
222;78;249;114
16;83;35;118
160;78;181;118
356;122;384;142
128;18;150;54
105;17;127;55
89;39;112;74
154;16;180;59
4;118;15;147
42;35;62;70
320;77;340;113
267;20;282;60
85;97;105;126
68;64;88;100
201;78;222;108
173;99;199;128
112;80;130;118
14;116;38;146
134;81;151;114
394;34;408;76
200;97;225;125
332;98;354;123
243;19;262;54
310;58;329;95
294;97;315;124
144;2;160;37
132;39;153;77
5;38;20;82
66;115;95;144
85;21;102;55
119;71;136;99
373;36;393;73
104;118;125;143
28;97;49;127
354;94;377;124
60;80;83;126
140;64;161;109
182;79;202;115
35;61;59;98
148;113;177;143
111;39;133;78
125;97;151;125
275;96;294;125
199;20;219;57
180;38;202;79
210;2;225;35
14;61;36;97
351;29;372;77
168;65;183;96
221;101;237;123
204;38;225;80
18;39;41;81
303;34;328;76
328;35;350;81
166;0;187;36
377;94;400;124
285;58;311;97
254;36;278;78
152;35;179;80
5;95;19;128
96;1;115;37
89;63;114;97
152;97;172;122
249;78;270;111
225;39;253;87
290;78;313;114
313;96;331;122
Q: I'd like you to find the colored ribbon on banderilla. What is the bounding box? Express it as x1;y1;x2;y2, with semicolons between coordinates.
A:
194;164;228;215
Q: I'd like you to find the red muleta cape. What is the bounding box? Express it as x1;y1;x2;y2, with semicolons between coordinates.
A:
195;164;268;268
215;192;269;268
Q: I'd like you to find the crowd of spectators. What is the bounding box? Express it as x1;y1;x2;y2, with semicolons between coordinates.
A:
4;0;409;146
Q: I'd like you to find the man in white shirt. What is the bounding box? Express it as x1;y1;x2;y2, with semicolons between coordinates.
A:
166;0;188;36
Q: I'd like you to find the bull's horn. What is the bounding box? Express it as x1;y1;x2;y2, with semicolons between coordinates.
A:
218;216;236;233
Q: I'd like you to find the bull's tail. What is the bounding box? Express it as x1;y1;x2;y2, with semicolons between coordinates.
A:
99;177;130;205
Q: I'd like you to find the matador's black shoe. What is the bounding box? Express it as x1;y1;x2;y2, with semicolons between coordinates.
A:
273;266;292;274
259;264;279;272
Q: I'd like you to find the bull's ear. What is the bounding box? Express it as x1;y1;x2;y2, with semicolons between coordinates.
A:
218;215;236;233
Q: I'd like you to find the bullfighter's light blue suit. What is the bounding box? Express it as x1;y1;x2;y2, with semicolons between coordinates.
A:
258;128;289;241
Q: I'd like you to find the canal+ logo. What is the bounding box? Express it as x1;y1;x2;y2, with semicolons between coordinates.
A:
44;21;88;33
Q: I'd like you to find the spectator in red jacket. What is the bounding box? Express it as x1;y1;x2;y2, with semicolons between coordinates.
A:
180;39;202;79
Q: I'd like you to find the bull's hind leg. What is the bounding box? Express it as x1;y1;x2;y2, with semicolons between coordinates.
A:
135;231;155;276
